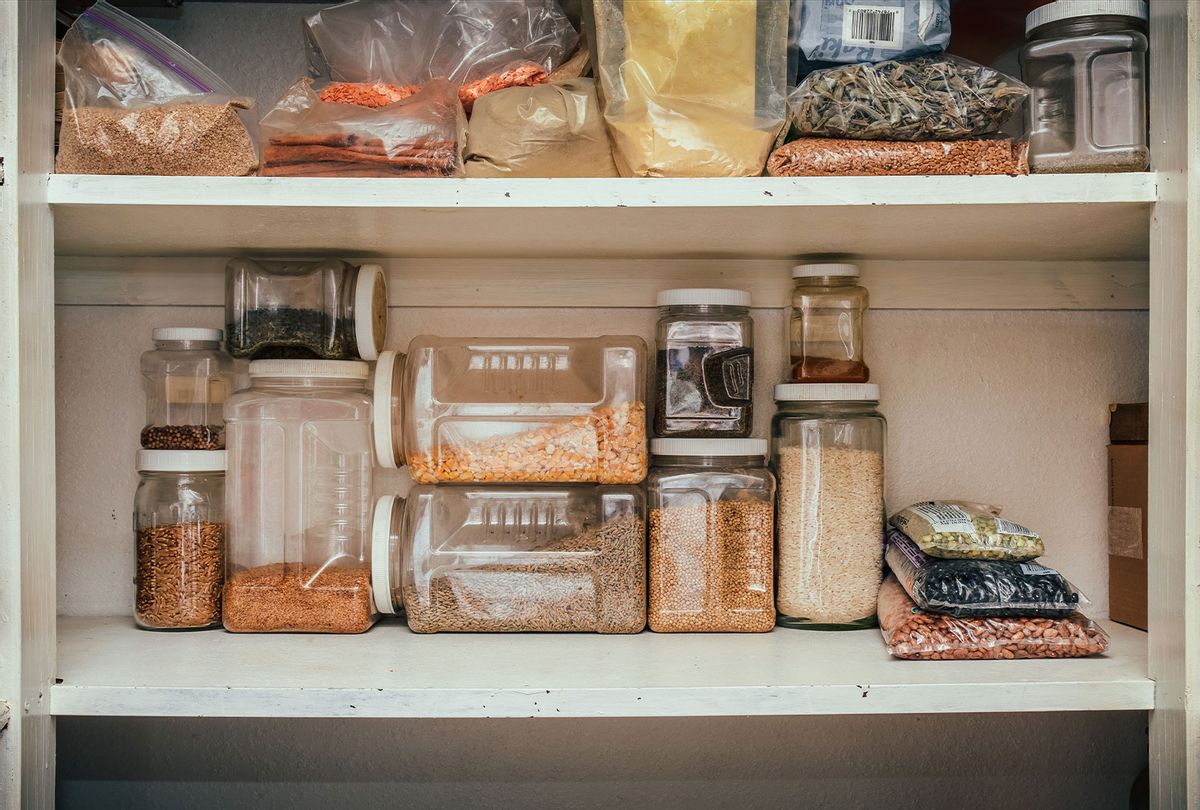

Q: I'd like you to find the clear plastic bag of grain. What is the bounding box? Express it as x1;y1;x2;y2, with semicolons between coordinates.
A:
877;575;1109;660
889;500;1045;561
767;138;1030;177
56;1;257;176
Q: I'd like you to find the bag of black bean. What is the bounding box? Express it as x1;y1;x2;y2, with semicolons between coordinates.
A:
885;528;1080;618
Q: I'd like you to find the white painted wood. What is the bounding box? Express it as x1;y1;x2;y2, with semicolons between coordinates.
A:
1147;0;1200;807
52;616;1151;719
0;704;8;734
0;2;58;808
55;256;1150;310
48;174;1155;261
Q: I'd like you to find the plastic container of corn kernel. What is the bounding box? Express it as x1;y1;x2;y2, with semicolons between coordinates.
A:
372;336;649;484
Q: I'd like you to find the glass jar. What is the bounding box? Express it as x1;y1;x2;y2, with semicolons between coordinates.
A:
372;336;648;484
223;360;376;633
140;327;234;450
370;486;646;633
772;384;885;630
654;289;754;438
133;450;226;630
1020;1;1149;174
647;438;775;633
225;258;387;361
788;263;869;383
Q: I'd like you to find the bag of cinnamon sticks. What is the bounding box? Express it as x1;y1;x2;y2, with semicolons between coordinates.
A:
260;78;464;178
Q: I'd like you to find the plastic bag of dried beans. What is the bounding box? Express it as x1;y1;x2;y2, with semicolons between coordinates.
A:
56;0;258;176
889;501;1046;562
304;0;579;113
767;138;1030;177
877;576;1109;661
885;528;1081;618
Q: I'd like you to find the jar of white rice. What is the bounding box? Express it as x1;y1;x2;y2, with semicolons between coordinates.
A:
771;383;886;629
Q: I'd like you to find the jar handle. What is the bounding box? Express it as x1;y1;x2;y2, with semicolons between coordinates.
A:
702;347;753;407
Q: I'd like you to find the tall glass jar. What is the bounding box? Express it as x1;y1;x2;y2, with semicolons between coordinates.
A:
654;289;753;438
223;359;376;633
1020;1;1149;174
225;258;387;361
140;327;233;450
772;384;885;630
134;449;226;630
789;263;869;383
647;438;775;633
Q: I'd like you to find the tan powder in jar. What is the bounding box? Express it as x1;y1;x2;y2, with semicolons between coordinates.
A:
222;563;374;633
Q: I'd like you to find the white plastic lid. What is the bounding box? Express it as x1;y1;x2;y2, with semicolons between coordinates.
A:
248;359;369;380
791;263;860;279
372;350;403;469
354;264;387;361
651;438;769;457
137;449;226;472
656;288;752;308
370;495;399;615
152;327;223;343
1026;0;1146;33
774;383;880;401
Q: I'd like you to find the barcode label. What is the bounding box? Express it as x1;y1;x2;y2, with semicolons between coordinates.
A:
843;5;904;49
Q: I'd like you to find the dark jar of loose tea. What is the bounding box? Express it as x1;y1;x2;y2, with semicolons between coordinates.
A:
789;263;870;383
225;258;387;361
133;450;226;630
140;327;234;450
654;288;753;439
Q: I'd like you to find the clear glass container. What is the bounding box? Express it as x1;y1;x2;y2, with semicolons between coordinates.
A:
223;359;376;633
370;485;646;633
788;263;869;383
772;383;886;630
372;336;648;484
140;327;234;450
1020;2;1149;174
647;438;775;633
225;258;387;361
654;288;754;438
133;449;226;630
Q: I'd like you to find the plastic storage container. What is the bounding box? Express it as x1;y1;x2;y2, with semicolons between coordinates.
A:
1020;0;1149;173
647;438;775;633
653;289;753;438
373;336;648;483
223;360;376;633
225;258;387;360
773;383;886;629
371;486;647;633
140;327;234;450
788;263;870;383
134;449;226;630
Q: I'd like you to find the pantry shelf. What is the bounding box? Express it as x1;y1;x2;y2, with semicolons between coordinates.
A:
47;173;1156;261
52;616;1152;719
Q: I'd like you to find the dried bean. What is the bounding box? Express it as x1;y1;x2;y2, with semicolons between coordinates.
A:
141;424;225;450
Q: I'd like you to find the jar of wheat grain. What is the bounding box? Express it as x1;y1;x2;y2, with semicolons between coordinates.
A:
772;384;886;630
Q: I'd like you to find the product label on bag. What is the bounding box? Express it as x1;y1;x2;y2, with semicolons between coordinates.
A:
994;517;1037;537
903;502;975;534
843;5;904;48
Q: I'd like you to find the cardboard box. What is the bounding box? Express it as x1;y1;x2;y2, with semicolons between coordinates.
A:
1108;440;1148;630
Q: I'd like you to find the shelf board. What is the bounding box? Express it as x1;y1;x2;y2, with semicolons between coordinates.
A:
53;616;1153;719
48;174;1156;261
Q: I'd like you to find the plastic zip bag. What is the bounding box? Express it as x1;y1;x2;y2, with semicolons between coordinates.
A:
789;55;1029;141
767;138;1029;177
878;576;1109;661
885;528;1080;618
56;0;258;176
889;500;1045;561
304;0;578;112
587;0;789;177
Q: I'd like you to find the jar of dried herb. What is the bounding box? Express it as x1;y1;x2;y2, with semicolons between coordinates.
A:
788;263;869;383
141;327;234;450
225;258;387;361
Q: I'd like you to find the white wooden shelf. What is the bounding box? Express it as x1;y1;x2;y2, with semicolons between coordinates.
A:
52;616;1152;719
47;174;1156;261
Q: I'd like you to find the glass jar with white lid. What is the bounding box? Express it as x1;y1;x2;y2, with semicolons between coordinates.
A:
140;327;233;450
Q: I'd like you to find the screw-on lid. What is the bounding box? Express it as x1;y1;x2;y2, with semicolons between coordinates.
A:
354;264;387;361
774;383;880;401
372;350;405;469
1026;0;1147;33
791;263;860;279
248;359;370;380
656;288;752;308
137;449;226;472
370;495;399;615
152;327;223;343
651;438;769;457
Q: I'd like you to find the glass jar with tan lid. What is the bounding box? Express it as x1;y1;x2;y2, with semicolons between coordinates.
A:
788;263;869;383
